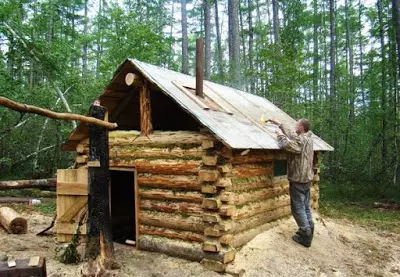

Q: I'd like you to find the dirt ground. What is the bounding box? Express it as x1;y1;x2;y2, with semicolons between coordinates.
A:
0;212;399;277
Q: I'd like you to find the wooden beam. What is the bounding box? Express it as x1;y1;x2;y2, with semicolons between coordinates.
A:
139;82;153;136
0;96;117;129
0;178;56;190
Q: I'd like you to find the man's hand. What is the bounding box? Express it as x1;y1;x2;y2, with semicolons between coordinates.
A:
275;128;284;136
269;119;281;126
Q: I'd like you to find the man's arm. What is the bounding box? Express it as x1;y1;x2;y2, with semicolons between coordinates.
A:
268;119;297;139
276;130;303;154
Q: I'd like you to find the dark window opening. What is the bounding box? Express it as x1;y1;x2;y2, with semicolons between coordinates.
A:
151;89;201;131
110;170;136;244
274;159;287;176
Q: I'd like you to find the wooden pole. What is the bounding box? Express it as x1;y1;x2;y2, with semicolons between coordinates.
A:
0;96;117;129
85;105;115;269
196;39;204;98
0;178;56;190
139;81;153;136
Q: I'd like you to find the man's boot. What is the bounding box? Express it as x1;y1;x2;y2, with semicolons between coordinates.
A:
292;228;312;248
296;221;314;236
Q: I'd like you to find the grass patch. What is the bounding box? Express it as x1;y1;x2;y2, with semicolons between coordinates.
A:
319;182;400;233
2;199;56;216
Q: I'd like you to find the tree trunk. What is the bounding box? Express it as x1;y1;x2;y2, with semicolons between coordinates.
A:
247;0;254;94
181;0;189;74
329;0;337;183
82;0;88;76
85;105;114;269
272;0;279;44
377;0;388;178
0;178;56;190
228;0;241;88
204;0;211;79
214;0;224;79
359;0;365;106
312;0;319;107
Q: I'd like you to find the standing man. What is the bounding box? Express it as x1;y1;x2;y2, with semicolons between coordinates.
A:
269;119;314;247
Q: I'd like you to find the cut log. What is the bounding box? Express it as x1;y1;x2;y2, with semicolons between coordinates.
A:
204;226;221;237
202;140;214;150
0;178;56;190
230;163;272;178
138;235;204;262
232;220;282;248
230;151;274;164
203;241;221;252
231;206;291;234
139;189;203;204
140;211;204;233
137;174;200;191
199;170;219;182
76;155;88;164
219;234;234;246
202;155;218;166
203;214;221;223
139;225;204;243
140;199;203;215
0;207;27;234
216;178;233;188
202;198;222;210
110;158;201;175
233;195;290;220
201;184;217;194
204;247;236;264
111;146;204;160
219;205;236;217
108;131;211;148
232;186;289;206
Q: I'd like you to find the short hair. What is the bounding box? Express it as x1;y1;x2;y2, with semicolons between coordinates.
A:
299;119;310;132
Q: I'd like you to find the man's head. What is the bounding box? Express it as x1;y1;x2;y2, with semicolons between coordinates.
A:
295;118;310;134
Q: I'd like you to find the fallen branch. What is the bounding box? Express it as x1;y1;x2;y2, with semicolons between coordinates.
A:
373;202;400;211
0;178;56;190
37;213;57;236
0;96;117;129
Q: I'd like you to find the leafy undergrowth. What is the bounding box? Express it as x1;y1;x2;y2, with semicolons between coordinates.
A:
319;182;400;233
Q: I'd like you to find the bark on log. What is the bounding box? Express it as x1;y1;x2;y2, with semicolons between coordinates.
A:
230;163;272;178
109;159;200;175
107;131;212;147
139;225;204;243
139;189;203;204
0;96;117;129
137;174;200;191
140;82;153;135
0;207;27;234
232;219;283;248
233;195;290;220
138;235;204;262
0;178;56;190
230;151;274;164
140;199;203;215
139;210;204;233
230;206;291;234
111;146;204;160
232;186;289;206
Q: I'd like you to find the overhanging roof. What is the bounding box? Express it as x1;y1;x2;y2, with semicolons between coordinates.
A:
63;59;334;152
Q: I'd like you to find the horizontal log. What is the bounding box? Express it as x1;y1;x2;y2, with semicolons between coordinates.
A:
202;140;215;150
110;146;204;160
219;205;236;216
230;175;272;192
230;163;272;178
138;235;204;262
231;206;291;234
233;195;290;220
140;211;204;233
204;226;221;237
203;214;221;223
219;234;234;246
216;178;232;188
199;170;219;181
139;189;203;204
201;185;217;194
139;199;203;215
232;186;289;206
202;155;218;166
0;207;27;234
108;131;212;147
232;219;283;248
0;178;56;190
109;159;201;175
202;198;222;210
137;174;200;191
204;247;236;264
139;225;204;243
230;150;274;164
203;241;221;252
201;259;226;273
76;155;88;164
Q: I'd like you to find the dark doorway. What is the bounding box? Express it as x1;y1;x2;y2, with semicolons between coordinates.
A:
110;169;136;244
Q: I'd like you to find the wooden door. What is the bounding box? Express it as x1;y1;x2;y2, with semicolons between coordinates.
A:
56;168;88;242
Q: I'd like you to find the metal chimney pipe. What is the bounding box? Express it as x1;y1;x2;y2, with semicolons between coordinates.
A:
196;39;204;98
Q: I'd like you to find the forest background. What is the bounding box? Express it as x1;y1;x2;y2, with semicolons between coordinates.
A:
0;0;399;201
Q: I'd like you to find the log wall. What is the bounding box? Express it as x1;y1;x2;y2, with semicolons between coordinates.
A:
72;131;322;269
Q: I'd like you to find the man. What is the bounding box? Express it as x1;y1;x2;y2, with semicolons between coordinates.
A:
269;118;314;247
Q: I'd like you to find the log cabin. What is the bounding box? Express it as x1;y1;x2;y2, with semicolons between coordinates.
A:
56;58;333;272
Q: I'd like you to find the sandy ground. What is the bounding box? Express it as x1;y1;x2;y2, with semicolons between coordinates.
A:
0;212;399;277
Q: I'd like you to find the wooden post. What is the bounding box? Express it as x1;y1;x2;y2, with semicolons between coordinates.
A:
196;39;204;98
140;81;153;136
85;105;114;268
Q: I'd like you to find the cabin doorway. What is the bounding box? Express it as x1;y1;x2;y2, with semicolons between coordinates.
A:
109;168;138;245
